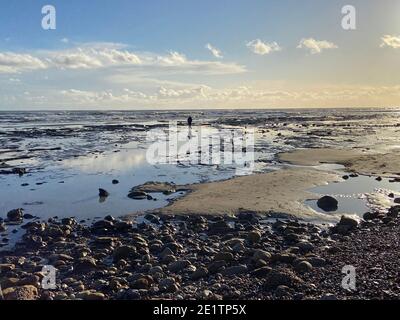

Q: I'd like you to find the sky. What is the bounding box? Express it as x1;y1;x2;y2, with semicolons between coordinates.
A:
1;0;400;110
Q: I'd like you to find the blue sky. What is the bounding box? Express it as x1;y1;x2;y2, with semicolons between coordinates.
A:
1;0;400;109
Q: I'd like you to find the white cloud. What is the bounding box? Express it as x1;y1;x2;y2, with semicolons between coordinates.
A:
246;39;281;55
0;52;47;73
205;43;223;58
47;47;142;69
297;38;338;54
0;45;245;75
152;51;245;74
7;84;400;109
380;35;400;49
61;38;69;44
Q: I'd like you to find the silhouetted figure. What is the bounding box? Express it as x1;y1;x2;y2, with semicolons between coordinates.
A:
187;116;193;128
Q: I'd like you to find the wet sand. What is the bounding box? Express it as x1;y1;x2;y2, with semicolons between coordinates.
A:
158;168;340;220
155;147;400;220
279;148;400;177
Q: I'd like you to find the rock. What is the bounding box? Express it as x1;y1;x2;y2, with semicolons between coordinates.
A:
207;260;226;274
147;266;162;276
332;215;359;235
317;196;338;212
251;266;272;277
338;215;358;228
74;257;97;273
3;285;38;300
131;278;150;290
168;260;191;273
94;237;116;246
389;193;395;198
91;219;115;233
275;285;291;297
237;212;259;223
23;214;34;220
342;175;349;180
128;190;148;200
113;245;138;262
264;268;304;290
394;198;400;204
294;261;313;274
144;214;160;224
18;275;40;287
247;230;262;243
191;267;209;280
232;242;245;253
76;291;106;300
253;249;271;262
7;208;23;222
49;253;74;263
214;252;234;262
363;212;380;221
104;215;116;222
0;222;6;232
296;241;315;253
306;257;327;267
0;264;15;274
161;254;176;264
222;265;248;276
382;217;393;224
376;177;383;182
208;220;233;235
388;206;400;218
112;179;119;185
99;188;109;197
159;247;174;259
115;220;133;231
321;293;338;300
271;252;297;264
159;277;178;293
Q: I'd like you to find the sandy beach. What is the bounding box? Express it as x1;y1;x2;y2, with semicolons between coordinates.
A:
279;148;400;177
158;168;339;220
2;110;400;301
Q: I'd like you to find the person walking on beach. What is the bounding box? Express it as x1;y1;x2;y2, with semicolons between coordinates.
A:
187;116;193;140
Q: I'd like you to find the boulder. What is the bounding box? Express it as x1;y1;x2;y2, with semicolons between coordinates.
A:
294;261;313;274
317;196;338;212
128;190;148;200
214;252;234;262
363;212;380;221
221;265;248;276
168;260;191;273
76;291;105;300
253;249;271;262
251;266;272;277
7;209;24;222
208;220;233;235
113;245;138;262
74;257;97;273
247;230;262;243
3;285;38;300
191;267;209;280
99;188;109;197
264;268;304;290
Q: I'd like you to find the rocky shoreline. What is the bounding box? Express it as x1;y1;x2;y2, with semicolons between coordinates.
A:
1;204;400;300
